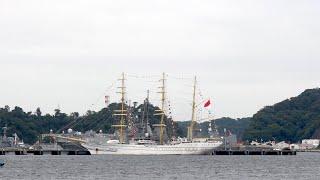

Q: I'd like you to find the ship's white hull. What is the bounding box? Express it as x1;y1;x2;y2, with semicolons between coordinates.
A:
82;142;223;155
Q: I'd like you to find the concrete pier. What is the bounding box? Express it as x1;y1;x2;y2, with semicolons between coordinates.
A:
211;149;296;155
0;149;90;155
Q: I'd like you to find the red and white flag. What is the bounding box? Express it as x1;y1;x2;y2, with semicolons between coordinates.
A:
204;99;212;109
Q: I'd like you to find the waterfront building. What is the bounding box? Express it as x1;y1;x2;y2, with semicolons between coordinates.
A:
301;139;320;148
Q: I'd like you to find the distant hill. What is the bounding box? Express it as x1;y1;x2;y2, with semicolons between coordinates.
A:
175;117;250;141
2;88;319;144
0;102;176;144
0;106;70;144
215;117;251;140
243;88;320;143
0;102;248;144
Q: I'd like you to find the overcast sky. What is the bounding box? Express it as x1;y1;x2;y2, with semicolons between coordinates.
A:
0;0;319;120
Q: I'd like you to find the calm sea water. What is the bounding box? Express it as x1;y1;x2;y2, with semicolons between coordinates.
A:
0;153;319;180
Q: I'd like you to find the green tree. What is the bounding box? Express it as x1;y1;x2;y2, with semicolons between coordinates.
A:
36;107;42;117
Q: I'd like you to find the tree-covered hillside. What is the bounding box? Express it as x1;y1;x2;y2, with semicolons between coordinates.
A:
0;102;247;144
0;102;176;144
215;117;251;140
2;88;319;144
243;88;320;142
176;117;250;140
0;106;70;143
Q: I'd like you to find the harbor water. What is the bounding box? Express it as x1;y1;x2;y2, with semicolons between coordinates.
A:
0;152;320;180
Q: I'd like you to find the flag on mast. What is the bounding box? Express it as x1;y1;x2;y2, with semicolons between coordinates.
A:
204;99;212;109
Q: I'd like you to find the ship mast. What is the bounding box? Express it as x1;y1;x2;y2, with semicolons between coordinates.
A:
112;72;127;144
154;72;167;145
188;76;197;141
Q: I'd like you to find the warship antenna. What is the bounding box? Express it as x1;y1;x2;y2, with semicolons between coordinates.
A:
154;73;167;145
113;72;127;144
145;90;150;134
188;76;197;141
105;95;110;108
141;90;151;136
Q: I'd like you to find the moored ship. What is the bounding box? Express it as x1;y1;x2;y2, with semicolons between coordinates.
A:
82;138;222;155
81;73;223;155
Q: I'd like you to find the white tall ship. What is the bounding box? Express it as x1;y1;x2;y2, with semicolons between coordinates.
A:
81;73;222;155
82;138;222;155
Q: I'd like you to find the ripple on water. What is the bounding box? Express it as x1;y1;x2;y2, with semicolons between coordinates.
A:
0;153;320;180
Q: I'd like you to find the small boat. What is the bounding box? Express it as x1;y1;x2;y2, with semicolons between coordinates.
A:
0;159;5;167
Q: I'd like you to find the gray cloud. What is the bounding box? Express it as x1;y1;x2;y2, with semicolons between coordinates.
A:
0;0;319;120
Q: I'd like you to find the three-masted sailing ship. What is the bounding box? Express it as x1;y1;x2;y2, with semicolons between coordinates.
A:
81;73;222;155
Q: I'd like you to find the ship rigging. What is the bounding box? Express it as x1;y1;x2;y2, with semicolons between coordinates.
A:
79;72;223;155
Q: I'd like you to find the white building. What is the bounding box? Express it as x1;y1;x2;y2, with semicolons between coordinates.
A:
290;144;300;150
299;143;315;150
301;139;320;148
273;141;290;150
250;141;261;146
